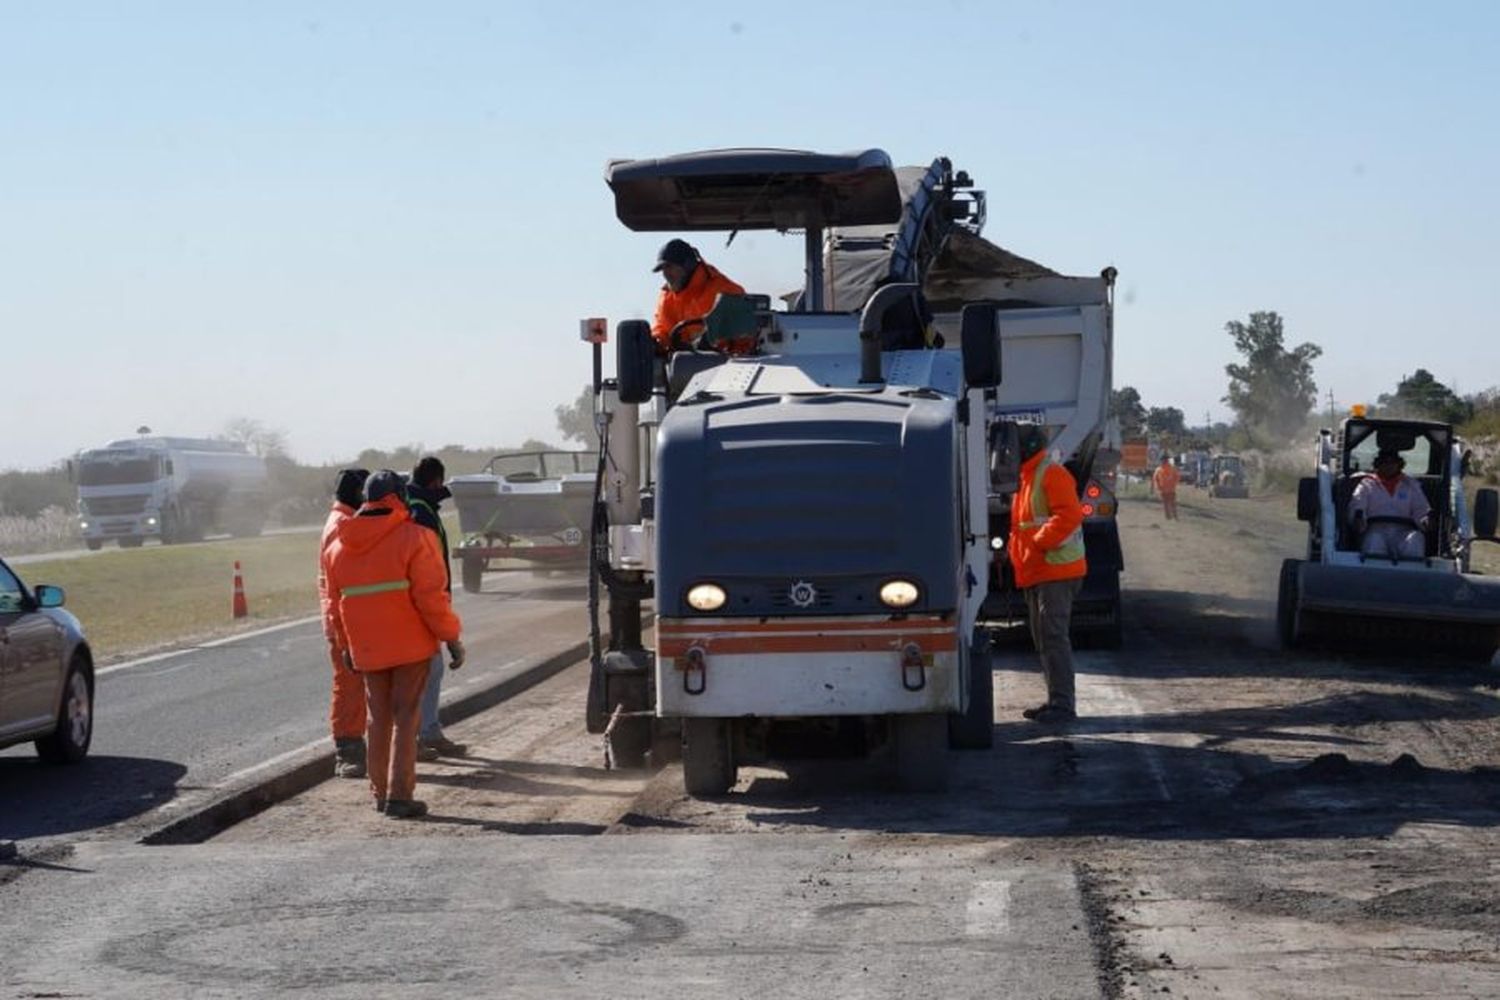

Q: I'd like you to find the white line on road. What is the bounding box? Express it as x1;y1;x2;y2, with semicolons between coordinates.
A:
965;879;1013;937
98;615;322;677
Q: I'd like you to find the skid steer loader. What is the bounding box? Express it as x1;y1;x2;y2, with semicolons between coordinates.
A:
1279;414;1500;661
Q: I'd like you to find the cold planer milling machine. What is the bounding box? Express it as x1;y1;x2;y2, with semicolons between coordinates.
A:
583;149;1002;796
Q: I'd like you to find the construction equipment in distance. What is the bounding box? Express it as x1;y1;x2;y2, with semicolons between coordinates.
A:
1207;454;1249;498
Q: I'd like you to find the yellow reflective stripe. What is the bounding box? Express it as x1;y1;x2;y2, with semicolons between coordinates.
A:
1031;455;1086;565
341;580;409;598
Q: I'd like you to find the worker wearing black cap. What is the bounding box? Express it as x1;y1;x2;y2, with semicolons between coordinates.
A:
1349;448;1431;560
320;468;370;778
650;238;747;355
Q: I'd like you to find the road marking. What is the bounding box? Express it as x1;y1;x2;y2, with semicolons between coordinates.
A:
965;879;1012;937
98;615;322;677
1081;663;1173;802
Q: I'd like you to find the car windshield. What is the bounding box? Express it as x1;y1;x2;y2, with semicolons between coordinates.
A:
485;453;590;479
0;562;26;613
77;457;160;485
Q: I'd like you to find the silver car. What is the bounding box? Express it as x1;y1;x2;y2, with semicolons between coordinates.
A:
0;558;94;762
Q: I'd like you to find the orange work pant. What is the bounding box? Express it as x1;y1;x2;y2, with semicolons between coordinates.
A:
363;659;431;803
328;644;368;741
1160;491;1178;520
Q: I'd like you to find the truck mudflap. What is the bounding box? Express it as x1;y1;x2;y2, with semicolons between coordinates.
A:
1296;562;1500;625
655;615;962;717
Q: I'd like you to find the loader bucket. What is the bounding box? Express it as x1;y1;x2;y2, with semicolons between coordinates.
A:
1292;561;1500;660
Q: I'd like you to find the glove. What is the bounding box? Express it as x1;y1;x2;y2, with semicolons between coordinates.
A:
446;639;466;671
341;648;356;672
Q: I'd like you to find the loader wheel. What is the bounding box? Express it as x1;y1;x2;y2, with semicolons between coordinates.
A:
948;628;995;750
682;718;736;797
1277;558;1302;649
461;554;483;594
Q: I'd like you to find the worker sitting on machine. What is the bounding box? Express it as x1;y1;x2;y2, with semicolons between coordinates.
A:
1348;448;1431;560
650;238;751;355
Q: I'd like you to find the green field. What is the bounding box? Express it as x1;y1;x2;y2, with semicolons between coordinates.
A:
20;533;324;662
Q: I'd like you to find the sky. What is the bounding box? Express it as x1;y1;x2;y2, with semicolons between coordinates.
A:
3;1;1497;469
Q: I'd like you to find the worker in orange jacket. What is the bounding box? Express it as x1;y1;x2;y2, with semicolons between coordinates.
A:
650;238;750;355
322;470;464;819
1009;424;1088;724
1151;455;1180;520
319;468;370;778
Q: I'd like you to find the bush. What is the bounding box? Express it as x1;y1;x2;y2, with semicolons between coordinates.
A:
0;506;80;555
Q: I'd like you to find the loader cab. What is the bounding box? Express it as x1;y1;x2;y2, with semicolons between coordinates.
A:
1332;419;1453;557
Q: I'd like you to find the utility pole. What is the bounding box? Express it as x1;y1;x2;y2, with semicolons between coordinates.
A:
1326;387;1336;425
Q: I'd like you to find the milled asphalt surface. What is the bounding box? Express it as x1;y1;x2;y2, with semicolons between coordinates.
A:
0;569;587;848
0;836;1098;999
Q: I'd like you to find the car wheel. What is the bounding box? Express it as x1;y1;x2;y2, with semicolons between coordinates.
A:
36;654;93;764
84;540;103;551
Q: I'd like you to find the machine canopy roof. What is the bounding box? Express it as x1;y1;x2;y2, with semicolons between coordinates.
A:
606;148;903;232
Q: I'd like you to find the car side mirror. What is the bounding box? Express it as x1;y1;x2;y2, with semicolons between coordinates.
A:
34;584;65;609
960;302;1000;388
615;320;656;405
1296;477;1319;522
1475;488;1499;540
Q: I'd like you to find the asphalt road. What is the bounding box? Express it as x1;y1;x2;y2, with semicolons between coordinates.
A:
0;568;588;847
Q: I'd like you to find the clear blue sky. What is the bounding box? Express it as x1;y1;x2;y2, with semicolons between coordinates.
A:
3;1;1497;469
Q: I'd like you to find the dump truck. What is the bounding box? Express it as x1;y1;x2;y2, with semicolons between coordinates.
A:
585;148;1002;795
1280;414;1500;660
73;436;267;549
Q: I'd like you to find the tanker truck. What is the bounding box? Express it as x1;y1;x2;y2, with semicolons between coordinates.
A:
585;149;1001;796
73;437;268;549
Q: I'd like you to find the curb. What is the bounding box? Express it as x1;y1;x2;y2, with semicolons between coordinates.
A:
137;639;590;846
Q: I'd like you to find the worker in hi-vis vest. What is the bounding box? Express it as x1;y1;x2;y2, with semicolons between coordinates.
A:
1008;424;1088;724
322;470;463;819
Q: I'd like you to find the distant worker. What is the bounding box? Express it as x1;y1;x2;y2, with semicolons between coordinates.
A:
407;456;467;761
319;468;369;779
322;470;464;819
1151;455;1180;520
1349;448;1430;560
1010;424;1088;724
650;238;749;355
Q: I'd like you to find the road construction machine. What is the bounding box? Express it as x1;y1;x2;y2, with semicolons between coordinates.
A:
584;148;1002;795
1280;414;1500;660
1207;454;1249;498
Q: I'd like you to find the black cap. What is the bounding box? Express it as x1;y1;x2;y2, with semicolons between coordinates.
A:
1016;423;1049;462
334;468;370;508
363;469;408;504
653;238;698;273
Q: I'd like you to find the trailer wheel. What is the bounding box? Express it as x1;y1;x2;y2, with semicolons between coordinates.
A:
682;718;736;797
461;554;483;594
1277;558;1302;649
84;540;102;552
893;713;949;791
948;628;994;750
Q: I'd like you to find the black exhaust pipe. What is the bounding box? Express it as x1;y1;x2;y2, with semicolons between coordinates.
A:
858;282;920;384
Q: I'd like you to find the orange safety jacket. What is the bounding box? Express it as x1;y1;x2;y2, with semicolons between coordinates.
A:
318;501;356;646
651;261;747;355
1152;463;1179;494
1009;451;1088;589
321;495;461;671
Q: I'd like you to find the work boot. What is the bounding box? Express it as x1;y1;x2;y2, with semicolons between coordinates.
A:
1028;704;1077;725
416;743;441;763
334;738;367;779
384;799;428;820
420;734;468;759
374;798;386;814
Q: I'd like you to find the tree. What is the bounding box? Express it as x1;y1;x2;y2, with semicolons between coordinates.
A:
1376;369;1471;425
1145;406;1186;440
220;417;289;459
554;385;599;449
1222;311;1322;442
1110;386;1147;438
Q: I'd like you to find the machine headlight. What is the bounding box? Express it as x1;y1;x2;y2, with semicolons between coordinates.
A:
686;583;727;612
79;520;90;530
146;516;159;526
879;579;920;609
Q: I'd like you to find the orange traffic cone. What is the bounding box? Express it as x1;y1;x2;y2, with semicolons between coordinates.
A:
231;561;248;619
